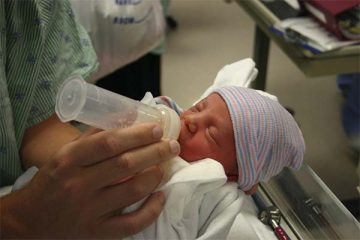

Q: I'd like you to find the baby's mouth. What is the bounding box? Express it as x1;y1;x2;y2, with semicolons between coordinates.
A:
179;120;191;142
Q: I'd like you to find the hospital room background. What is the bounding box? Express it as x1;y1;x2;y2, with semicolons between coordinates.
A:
1;0;359;239
159;0;359;219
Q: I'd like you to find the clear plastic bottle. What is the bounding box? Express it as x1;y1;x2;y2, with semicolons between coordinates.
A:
55;76;180;139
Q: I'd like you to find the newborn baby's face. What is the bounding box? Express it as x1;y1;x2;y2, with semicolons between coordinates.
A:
178;93;238;179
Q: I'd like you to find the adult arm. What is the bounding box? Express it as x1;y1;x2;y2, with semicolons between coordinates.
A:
20;114;81;169
1;122;180;238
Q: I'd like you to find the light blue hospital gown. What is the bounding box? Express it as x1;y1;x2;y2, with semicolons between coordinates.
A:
0;0;98;186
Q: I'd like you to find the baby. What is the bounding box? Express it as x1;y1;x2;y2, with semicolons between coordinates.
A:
156;86;305;193
121;86;305;239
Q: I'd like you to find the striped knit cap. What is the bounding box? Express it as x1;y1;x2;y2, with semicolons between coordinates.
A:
214;86;305;191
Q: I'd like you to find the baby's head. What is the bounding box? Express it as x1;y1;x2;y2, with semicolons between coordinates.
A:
178;86;305;192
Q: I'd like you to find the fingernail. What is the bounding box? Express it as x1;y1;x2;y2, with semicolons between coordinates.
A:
156;191;165;205
169;140;180;154
152;126;163;139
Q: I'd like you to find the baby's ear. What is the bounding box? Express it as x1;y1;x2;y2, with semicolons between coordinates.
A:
244;184;258;195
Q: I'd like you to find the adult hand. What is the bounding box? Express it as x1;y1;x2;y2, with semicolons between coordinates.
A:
1;123;180;239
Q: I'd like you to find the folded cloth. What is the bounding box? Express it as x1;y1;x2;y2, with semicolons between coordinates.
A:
196;58;278;103
196;58;258;102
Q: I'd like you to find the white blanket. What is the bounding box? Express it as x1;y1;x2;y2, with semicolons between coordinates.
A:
125;157;243;240
196;58;278;103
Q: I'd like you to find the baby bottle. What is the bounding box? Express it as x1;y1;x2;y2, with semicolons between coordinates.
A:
55;76;180;139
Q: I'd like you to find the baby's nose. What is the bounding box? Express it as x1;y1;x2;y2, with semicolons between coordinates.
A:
184;116;197;133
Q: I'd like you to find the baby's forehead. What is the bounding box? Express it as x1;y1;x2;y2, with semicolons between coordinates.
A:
200;92;219;102
207;93;229;109
206;93;233;125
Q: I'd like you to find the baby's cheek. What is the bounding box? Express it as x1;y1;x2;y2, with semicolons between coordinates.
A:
178;132;213;161
179;147;198;162
179;142;208;162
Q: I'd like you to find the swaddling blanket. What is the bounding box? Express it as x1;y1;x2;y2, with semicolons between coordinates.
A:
124;157;243;240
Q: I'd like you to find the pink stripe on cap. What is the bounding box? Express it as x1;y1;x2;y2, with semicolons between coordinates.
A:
214;87;305;191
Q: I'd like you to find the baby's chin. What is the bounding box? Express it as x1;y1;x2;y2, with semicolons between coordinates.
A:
177;131;187;152
178;145;199;163
178;149;192;162
177;135;191;159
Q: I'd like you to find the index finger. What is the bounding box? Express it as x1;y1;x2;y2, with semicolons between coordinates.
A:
61;123;164;166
